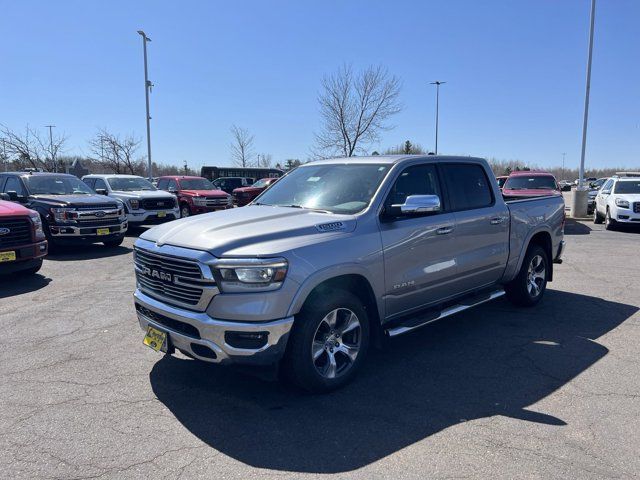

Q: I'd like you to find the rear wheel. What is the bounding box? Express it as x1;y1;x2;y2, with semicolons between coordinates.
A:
505;244;548;307
604;209;616;231
282;289;369;392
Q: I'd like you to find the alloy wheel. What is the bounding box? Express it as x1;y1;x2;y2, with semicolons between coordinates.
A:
312;308;362;379
527;254;546;298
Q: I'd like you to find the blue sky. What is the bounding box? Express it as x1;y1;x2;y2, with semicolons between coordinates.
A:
1;0;638;171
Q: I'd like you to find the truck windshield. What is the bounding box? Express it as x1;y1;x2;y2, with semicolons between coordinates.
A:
108;177;156;191
254;164;389;214
614;181;640;194
24;176;94;195
504;175;557;190
179;178;214;190
252;178;273;188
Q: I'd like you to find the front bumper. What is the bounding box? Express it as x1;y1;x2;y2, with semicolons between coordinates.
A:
127;208;180;224
612;206;640;223
189;205;231;214
0;240;48;273
134;289;294;365
49;221;127;239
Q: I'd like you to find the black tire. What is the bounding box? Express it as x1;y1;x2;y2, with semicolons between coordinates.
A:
604;208;616;231
103;236;124;247
505;244;549;307
180;204;190;218
19;258;43;276
282;289;370;393
593;207;603;224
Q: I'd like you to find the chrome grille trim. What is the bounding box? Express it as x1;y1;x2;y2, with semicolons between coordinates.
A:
133;243;218;311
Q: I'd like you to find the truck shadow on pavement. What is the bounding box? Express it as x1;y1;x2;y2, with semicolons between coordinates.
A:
0;274;51;298
564;219;592;235
46;245;132;261
149;290;637;474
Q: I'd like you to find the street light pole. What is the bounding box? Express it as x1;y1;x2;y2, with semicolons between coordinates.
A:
137;30;153;181
45;125;56;172
430;81;446;154
571;0;596;218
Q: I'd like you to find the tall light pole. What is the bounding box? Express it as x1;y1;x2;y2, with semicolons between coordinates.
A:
430;81;446;154
45;125;56;172
137;30;153;180
572;0;596;218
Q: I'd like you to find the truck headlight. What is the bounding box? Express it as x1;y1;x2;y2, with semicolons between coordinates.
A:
50;207;78;224
29;213;46;240
192;197;207;206
615;198;629;208
211;258;288;292
129;199;140;210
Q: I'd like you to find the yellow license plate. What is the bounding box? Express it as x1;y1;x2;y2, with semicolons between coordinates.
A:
96;228;110;236
157;211;167;218
0;251;17;262
143;326;168;352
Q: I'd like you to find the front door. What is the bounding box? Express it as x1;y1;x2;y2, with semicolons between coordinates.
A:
380;163;459;319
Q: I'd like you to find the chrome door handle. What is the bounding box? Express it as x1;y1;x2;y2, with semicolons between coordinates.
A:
490;217;505;225
436;226;453;235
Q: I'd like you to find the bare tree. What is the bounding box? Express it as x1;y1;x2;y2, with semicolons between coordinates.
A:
257;153;273;168
89;128;145;175
230;125;255;167
0;124;68;172
314;64;402;157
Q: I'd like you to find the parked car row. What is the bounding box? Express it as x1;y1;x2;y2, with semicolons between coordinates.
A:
592;175;640;230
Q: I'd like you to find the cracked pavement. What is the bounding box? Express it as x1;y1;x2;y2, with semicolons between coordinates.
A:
1;220;639;479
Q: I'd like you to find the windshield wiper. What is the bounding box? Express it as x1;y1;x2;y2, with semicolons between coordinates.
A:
280;204;333;214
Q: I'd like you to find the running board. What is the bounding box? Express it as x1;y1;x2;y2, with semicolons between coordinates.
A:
385;289;506;338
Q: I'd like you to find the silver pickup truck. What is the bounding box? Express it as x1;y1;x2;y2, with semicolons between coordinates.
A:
133;155;565;392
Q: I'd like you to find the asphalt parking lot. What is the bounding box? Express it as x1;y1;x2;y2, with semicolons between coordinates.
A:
1;221;639;479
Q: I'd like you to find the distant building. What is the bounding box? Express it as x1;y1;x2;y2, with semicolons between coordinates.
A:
66;159;89;178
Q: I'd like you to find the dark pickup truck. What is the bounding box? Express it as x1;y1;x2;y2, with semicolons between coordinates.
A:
0;172;128;248
0;197;48;275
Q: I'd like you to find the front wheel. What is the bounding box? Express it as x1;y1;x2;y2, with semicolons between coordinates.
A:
19;258;43;276
282;289;369;392
605;209;616;231
103;236;124;248
593;207;603;224
180;205;191;218
505;244;548;307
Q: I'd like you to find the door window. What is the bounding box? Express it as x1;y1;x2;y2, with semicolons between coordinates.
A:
83;178;95;189
167;179;179;191
4;177;26;196
94;178;108;191
157;179;168;190
441;164;493;211
386;164;442;208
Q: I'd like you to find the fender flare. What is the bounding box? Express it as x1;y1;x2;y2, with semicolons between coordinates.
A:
513;226;554;279
286;263;384;321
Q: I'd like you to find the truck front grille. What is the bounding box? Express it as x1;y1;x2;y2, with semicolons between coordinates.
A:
134;248;213;309
205;197;228;207
142;198;176;210
634;202;640;213
0;217;32;248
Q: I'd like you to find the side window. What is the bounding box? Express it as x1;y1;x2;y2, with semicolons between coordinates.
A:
4;177;26;196
83;178;95;189
386;164;442;208
167;180;178;191
157;179;168;190
602;179;613;192
441;164;493;211
94;178;108;191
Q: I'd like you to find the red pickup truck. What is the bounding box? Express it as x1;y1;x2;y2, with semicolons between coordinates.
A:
156;176;232;217
232;177;279;206
0;198;48;276
502;171;562;200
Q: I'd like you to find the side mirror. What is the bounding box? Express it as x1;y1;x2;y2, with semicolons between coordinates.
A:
394;194;441;215
0;192;9;201
601;190;611;195
95;188;108;195
6;191;25;202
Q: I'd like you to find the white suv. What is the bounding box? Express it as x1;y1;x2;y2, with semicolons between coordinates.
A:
593;177;640;230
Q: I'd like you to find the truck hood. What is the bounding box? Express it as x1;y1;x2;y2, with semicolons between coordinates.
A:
139;205;356;257
180;189;228;197
113;190;174;200
29;194;119;207
0;200;32;216
233;186;262;194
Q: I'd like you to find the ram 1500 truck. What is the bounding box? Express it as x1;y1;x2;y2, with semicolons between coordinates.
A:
82;174;180;225
133;156;565;392
0;172;128;248
156;176;232;217
0;197;48;275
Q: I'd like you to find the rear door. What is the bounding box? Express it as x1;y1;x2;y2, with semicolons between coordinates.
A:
379;162;459;318
441;163;510;292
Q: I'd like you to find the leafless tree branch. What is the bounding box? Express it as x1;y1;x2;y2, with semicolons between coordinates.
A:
230;125;255;168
